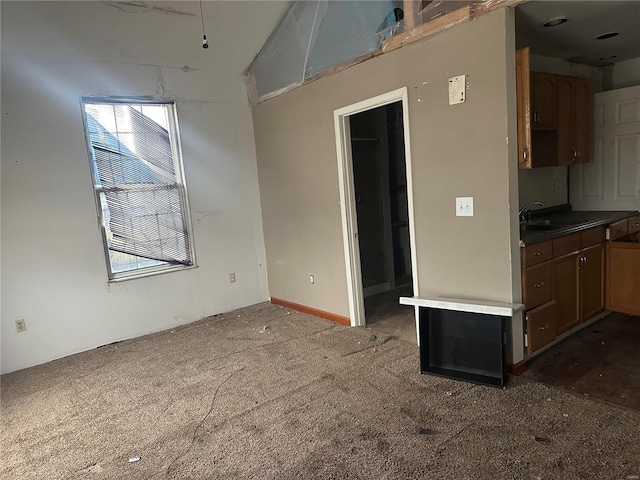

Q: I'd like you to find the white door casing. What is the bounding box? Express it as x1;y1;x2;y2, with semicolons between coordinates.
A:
333;87;418;329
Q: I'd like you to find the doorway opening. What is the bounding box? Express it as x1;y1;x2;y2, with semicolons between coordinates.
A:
334;88;417;340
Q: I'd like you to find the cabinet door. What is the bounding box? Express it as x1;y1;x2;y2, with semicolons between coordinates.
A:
579;243;605;321
554;252;580;334
523;261;553;310
556;74;574;165
516;47;532;169
606;241;640;316
526;300;556;355
573;77;591;164
531;72;557;130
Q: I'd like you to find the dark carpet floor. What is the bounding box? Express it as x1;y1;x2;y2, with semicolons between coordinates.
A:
2;303;640;479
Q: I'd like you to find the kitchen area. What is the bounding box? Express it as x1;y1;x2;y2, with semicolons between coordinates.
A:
513;1;640;405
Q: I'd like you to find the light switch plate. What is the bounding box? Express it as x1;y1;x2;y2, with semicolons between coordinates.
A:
448;75;466;105
456;197;474;216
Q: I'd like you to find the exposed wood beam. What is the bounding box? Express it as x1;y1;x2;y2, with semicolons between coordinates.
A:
382;6;471;54
474;0;523;16
403;0;418;30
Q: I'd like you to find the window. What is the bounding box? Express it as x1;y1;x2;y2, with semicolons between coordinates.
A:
82;98;195;280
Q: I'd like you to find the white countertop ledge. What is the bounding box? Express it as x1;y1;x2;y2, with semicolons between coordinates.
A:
399;296;525;317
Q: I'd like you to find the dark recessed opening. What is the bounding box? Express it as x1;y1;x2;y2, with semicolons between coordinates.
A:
596;32;619;40
542;17;567;27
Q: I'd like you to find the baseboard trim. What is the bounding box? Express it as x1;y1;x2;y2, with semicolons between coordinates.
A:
506;359;528;376
270;297;351;326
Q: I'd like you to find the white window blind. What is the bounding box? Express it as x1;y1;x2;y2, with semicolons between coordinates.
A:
82;99;194;279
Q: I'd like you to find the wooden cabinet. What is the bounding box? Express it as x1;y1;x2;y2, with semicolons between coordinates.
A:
525;301;556;355
521;226;606;352
515;47;592;169
531;72;557;130
573;77;592;164
580;242;605;321
516;48;557;169
521;241;557;353
550;227;604;335
608;218;629;240
607;241;640;316
516;47;533;170
606;217;640;316
557;75;591;165
553;251;580;334
523;262;553;310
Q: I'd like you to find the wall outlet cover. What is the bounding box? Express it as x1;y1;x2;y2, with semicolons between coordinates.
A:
456;197;474;216
448;75;466;105
15;319;27;333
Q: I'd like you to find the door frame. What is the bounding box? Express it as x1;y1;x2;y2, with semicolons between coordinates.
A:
333;87;418;327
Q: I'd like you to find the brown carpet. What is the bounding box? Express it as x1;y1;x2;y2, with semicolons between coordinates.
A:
2;302;640;479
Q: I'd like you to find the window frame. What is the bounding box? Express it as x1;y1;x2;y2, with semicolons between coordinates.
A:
81;96;197;282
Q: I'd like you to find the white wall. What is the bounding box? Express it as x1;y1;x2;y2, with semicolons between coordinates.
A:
612;57;640;90
0;1;282;373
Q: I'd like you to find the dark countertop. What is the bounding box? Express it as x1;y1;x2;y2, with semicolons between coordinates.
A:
519;206;639;246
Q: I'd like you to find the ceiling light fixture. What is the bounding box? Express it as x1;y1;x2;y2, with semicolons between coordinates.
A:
199;0;209;49
542;17;568;27
596;32;619;40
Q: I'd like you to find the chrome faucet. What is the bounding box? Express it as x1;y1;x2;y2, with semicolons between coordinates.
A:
519;201;545;222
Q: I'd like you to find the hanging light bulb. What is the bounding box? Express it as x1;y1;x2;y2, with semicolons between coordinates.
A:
199;0;208;50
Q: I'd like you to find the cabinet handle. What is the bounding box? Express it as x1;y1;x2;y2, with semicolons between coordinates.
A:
617;227;625;232
534;251;544;256
534;282;545;288
523;146;530;165
539;323;549;331
633;223;640;228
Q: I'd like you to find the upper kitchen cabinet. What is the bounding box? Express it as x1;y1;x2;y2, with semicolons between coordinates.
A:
515;48;592;169
516;47;558;169
530;72;557;130
557;75;591;165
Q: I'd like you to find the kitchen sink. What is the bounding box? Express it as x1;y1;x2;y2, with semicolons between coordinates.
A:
520;219;567;231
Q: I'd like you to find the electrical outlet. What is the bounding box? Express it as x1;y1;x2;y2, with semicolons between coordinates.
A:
229;272;236;283
15;319;27;333
554;180;562;194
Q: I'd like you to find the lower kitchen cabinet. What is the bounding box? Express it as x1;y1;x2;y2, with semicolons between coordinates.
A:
580;242;605;321
553;251;580;334
525;300;556;355
606;239;640;316
522;219;637;360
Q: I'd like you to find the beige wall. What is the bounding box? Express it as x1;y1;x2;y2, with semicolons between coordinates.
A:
253;9;520;319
